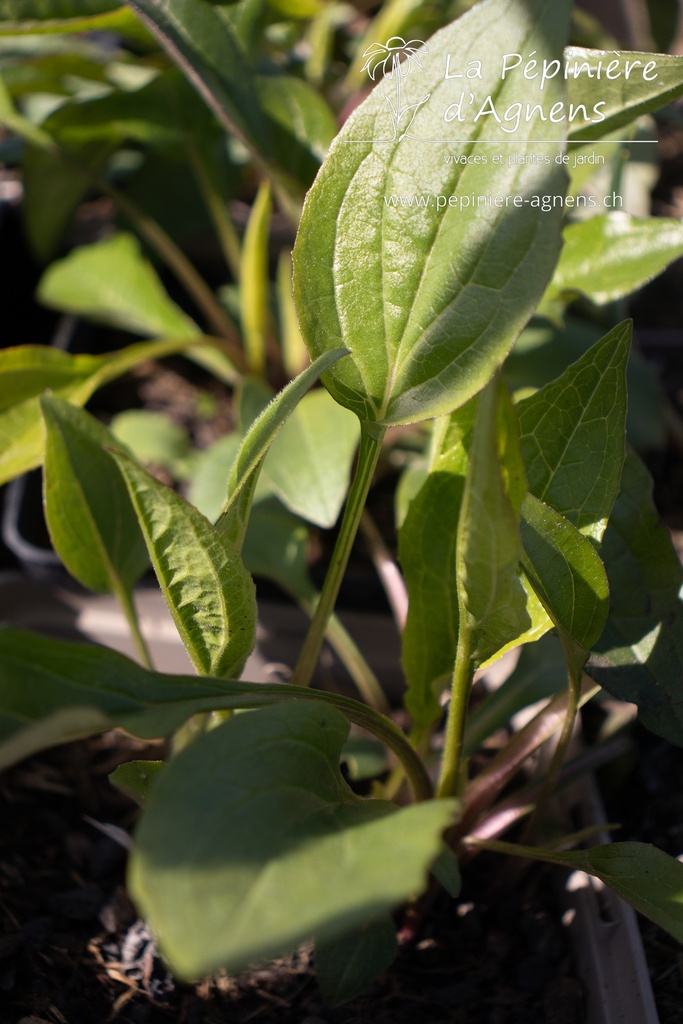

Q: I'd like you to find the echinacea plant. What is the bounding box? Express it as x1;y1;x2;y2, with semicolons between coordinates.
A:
3;0;683;1006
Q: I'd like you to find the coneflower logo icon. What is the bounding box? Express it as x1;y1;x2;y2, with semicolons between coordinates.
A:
361;37;430;140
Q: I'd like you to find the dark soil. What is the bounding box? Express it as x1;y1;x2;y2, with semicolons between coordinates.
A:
0;734;585;1024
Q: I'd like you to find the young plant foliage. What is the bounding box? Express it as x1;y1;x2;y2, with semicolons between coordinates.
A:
129;701;457;979
111;451;257;678
41;396;149;596
37;232;199;338
293;0;572;426
516;321;630;544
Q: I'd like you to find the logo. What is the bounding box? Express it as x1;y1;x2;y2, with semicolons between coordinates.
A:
361;37;430;140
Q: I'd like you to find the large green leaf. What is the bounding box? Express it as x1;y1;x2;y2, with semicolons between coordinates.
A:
456;380;529;668
214;348;349;548
516;322;630;544
129;701;457;978
0;627;430;795
519;493;608;652
111;451;257;678
586;450;683;747
540;214;683;319
41;395;149;594
262;389;359;529
37;232;198;338
293;0;572;426
566;47;683;141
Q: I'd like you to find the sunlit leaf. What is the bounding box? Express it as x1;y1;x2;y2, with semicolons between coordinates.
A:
293;0;572;425
37;232;198;338
111;451;256;678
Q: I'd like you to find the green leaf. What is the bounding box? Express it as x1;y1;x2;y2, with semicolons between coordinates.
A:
293;0;572;426
37;232;198;338
187;433;241;523
0;338;212;484
262;389;359;529
255;73;336;183
516;322;630;544
214;348;349;548
0;345;103;412
110;759;165;805
0;627;430;793
240;179;272;376
401;390;547;726
505;318;667;452
129;701;457;978
0;627;243;764
277;249;308;379
125;0;335;197
586;449;683;747
456;380;530;668
110;409;193;478
400;406;472;726
541;214;683;317
242;496;312;597
584;843;683;943
519;493;609;653
566;47;683;141
41;395;149;594
110;450;257;678
484;838;683;945
23;139;114;261
190;439;314;598
0;7;148;39
315;916;397;1007
0;0;117;17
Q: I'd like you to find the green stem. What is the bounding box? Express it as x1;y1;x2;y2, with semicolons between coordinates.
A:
292;423;386;688
113;582;154;671
436;626;473;799
186;136;242;281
